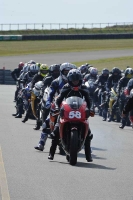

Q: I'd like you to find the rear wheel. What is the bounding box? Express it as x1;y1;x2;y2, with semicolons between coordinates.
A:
69;130;78;166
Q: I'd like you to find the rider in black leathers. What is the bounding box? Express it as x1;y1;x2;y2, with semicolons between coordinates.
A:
48;69;95;162
11;62;24;102
94;68;109;120
84;67;98;82
118;69;133;128
115;68;133;128
106;67;122;122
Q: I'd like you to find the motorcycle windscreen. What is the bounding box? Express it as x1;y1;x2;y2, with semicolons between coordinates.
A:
65;96;84;109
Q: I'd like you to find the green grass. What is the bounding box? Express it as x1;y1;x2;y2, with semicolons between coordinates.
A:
0;39;133;56
74;56;133;71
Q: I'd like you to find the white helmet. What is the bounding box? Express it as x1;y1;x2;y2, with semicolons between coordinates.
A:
60;63;77;81
29;64;39;75
90;67;98;76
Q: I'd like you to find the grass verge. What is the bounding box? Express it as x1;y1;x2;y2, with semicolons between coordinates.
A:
0;39;133;56
74;56;133;71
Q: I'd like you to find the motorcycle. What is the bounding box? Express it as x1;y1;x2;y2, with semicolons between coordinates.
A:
107;85;121;122
59;96;90;165
31;81;43;120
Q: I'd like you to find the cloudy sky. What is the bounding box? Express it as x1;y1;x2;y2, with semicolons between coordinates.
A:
1;0;132;27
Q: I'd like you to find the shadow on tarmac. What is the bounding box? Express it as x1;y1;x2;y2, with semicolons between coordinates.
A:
50;160;116;170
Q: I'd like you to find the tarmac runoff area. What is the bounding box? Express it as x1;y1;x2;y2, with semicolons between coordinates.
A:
0;49;133;70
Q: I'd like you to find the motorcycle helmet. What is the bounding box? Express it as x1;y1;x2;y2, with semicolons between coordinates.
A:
39;64;49;77
79;64;89;76
111;67;121;76
18;62;24;69
90;67;98;77
23;63;30;73
50;64;60;79
124;68;133;79
29;64;39;76
102;68;109;76
36;63;41;68
27;60;36;64
60;63;77;81
67;69;82;90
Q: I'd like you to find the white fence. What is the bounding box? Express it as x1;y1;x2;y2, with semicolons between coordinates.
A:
0;22;133;31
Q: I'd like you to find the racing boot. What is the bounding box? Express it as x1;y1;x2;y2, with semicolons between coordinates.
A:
48;138;59;160
48;127;59;160
12;113;18;116
34;123;48;151
84;133;93;162
119;117;126;129
33;120;41;130
102;109;107;121
22;114;29;123
34;132;48;151
15;113;22;118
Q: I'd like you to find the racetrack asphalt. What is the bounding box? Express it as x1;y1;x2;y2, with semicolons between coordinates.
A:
1;48;133;200
0;49;133;70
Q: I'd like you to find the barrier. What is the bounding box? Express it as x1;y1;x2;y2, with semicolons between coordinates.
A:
0;35;22;41
22;33;133;40
0;69;16;85
0;33;133;41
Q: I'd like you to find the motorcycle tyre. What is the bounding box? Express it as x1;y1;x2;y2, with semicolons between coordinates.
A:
70;130;78;166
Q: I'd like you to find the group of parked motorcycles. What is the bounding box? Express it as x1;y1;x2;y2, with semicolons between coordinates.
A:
12;62;133;165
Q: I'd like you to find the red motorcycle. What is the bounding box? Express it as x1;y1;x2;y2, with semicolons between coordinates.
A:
59;96;90;165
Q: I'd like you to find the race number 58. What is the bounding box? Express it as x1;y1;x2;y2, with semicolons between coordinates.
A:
69;111;81;119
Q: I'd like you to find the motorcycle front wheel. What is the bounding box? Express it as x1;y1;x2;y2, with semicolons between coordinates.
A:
69;129;78;166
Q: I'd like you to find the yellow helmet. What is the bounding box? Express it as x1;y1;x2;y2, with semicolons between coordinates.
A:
39;64;49;77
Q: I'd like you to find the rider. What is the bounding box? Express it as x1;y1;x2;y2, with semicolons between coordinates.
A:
94;68;109;120
79;64;89;78
84;67;98;83
106;67;122;92
30;64;49;89
48;69;95;162
14;64;39;119
34;63;77;151
118;68;133;128
122;90;133;116
11;62;24;102
24;64;60;126
106;67;122;122
116;68;133;128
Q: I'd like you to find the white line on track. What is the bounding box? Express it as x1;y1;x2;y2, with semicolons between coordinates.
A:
0;146;10;200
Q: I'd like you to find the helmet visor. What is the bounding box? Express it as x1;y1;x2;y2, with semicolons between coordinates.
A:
40;70;48;74
62;70;69;76
126;74;133;78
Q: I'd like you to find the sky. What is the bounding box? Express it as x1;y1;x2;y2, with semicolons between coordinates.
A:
0;0;132;29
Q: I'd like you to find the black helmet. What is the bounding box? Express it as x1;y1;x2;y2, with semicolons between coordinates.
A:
49;64;60;79
102;68;109;76
124;68;133;78
79;64;88;76
67;69;82;88
111;67;121;75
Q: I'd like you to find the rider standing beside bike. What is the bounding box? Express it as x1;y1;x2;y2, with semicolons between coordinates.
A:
48;69;95;162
